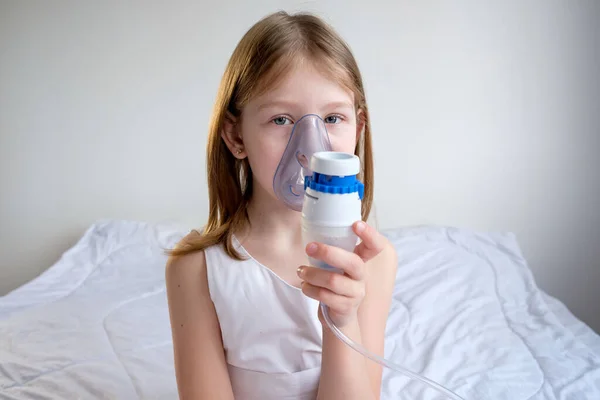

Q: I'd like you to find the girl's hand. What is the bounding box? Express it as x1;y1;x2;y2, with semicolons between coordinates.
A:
297;221;386;328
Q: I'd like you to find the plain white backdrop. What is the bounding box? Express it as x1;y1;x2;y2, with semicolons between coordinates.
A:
1;1;599;331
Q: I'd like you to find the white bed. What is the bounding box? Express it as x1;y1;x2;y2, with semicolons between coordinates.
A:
1;220;599;399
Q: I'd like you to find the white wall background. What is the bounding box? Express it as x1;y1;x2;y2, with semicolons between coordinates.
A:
1;1;598;331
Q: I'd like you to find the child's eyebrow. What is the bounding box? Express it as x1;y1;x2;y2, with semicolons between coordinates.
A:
322;101;354;111
257;100;298;112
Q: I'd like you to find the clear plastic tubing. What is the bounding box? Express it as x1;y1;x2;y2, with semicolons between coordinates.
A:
301;151;466;400
321;304;465;400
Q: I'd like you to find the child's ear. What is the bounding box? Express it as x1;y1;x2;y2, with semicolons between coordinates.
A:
221;111;246;159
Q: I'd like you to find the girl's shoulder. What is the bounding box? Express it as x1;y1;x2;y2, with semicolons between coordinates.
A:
166;231;208;283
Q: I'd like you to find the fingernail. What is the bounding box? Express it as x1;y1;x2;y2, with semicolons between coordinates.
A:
306;243;318;255
356;221;366;233
297;266;304;276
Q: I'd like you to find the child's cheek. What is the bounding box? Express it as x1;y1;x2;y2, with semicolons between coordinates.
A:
327;124;358;153
329;135;357;154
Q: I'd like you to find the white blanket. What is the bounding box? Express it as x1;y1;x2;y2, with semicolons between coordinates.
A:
0;220;599;399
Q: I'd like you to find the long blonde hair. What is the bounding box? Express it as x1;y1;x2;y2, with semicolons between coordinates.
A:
170;11;374;259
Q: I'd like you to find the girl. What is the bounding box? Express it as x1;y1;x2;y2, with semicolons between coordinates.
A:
166;10;397;400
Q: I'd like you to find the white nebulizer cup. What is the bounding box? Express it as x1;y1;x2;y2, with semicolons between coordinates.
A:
301;151;363;273
299;151;466;400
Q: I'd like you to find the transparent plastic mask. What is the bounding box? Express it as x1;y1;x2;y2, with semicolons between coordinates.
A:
273;114;332;211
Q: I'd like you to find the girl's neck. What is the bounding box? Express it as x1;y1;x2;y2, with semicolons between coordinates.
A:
244;182;302;243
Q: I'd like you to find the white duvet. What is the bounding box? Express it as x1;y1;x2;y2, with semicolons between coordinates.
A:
0;220;599;399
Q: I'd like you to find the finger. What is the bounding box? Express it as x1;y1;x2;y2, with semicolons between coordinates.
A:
298;266;364;298
301;282;354;315
305;242;365;281
352;221;386;262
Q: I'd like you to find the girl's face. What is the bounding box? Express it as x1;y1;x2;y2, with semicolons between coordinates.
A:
238;61;361;204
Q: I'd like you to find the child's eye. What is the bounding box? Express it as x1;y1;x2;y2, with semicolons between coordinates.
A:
272;116;293;126
324;115;343;124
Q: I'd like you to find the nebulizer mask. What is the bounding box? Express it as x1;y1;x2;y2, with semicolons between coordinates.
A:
273;114;466;400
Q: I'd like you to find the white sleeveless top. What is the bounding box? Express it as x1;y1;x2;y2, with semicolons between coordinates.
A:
204;237;323;400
